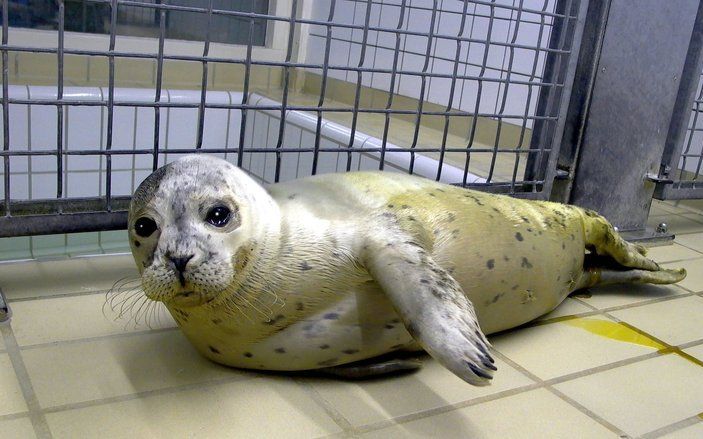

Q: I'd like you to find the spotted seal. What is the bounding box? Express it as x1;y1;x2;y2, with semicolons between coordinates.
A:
127;154;686;386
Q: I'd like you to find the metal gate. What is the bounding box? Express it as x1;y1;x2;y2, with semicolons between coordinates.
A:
0;0;587;238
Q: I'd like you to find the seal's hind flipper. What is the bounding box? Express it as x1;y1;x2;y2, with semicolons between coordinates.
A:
318;357;423;380
363;238;495;386
578;267;687;289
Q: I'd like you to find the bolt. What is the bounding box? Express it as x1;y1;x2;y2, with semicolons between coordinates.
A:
656;223;668;234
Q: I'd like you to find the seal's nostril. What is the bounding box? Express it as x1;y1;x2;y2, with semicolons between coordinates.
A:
169;255;194;273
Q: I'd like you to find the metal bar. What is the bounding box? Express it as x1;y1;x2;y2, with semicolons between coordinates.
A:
195;0;214;150
64;0;575;35
237;14;255;167
378;0;407;171
1;0;9;217
105;0;118;210
0;99;564;119
486;0;524;183
435;0;470;181
311;0;336;175
0;212;129;238
152;0;166;171
273;0;298;183
0;146;552;156
345;0;372;172
655;1;703;199
568;0;700;231
510;0;550;194
56;1;65;204
407;0;438;175
463;1;495;186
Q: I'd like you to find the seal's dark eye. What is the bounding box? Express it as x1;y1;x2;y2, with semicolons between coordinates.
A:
206;205;231;227
134;217;158;238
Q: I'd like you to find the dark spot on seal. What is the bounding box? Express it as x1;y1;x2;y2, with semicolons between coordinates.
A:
562;243;566;250
521;257;533;269
342;349;359;355
527;228;533;233
212;318;222;325
407;323;420;338
437;188;445;192
134;241;141;247
319;344;330;350
492;207;501;214
428;193;436;197
447;213;456;222
324;313;340;320
288;194;298;200
486;259;495;269
407;216;416;221
296;302;305;311
390;318;400;323
452;229;460;237
515;232;524;241
243;352;253;358
420;278;430;284
433;228;440;236
503;256;510;261
521;216;530;223
300;261;312;271
570;234;575;241
401;204;410;209
274;347;286;354
208;345;221;354
488;292;504;304
318;358;339;366
387;204;394;208
512;284;519;290
385;324;395;329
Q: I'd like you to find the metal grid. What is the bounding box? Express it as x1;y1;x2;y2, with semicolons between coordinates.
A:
0;0;584;237
672;70;703;191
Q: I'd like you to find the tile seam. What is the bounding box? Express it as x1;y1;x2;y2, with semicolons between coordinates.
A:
351;382;544;435
40;373;263;415
293;378;355;433
0;411;31;422
0;324;53;439
17;326;180;351
493;346;631;437
639;414;703;439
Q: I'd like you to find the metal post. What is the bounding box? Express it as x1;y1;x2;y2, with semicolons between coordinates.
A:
567;0;700;242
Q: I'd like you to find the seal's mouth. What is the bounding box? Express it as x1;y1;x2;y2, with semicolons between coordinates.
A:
168;290;215;307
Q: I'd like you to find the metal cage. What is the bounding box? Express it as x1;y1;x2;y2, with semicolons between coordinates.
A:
0;0;586;238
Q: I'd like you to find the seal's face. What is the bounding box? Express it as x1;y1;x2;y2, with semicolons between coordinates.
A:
128;155;272;308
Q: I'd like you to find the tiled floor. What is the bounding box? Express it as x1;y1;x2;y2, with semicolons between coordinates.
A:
0;199;702;438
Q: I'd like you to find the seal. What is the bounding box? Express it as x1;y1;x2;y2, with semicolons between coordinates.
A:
127;154;686;386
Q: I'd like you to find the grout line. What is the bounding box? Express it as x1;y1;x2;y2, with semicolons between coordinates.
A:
639;414;703;439
0;411;31;422
0;324;53;439
294;378;355;433
18;326;179;352
352;382;544;435
492;349;631;438
40;374;262;416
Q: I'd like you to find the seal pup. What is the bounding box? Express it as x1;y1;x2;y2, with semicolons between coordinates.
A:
127;155;686;386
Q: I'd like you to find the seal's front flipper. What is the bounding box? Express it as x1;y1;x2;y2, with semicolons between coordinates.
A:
363;239;496;386
319;357;422;380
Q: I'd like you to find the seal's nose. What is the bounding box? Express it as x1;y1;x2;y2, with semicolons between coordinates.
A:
169;254;194;286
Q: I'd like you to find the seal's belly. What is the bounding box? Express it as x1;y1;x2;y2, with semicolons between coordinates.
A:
384;187;587;335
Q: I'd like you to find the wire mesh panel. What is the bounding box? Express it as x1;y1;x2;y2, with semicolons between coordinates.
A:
660;69;703;198
0;0;585;237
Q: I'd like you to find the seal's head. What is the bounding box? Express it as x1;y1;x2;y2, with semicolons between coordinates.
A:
128;155;277;307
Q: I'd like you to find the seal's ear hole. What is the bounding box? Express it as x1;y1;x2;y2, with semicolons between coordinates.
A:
205;205;232;228
135;217;158;238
